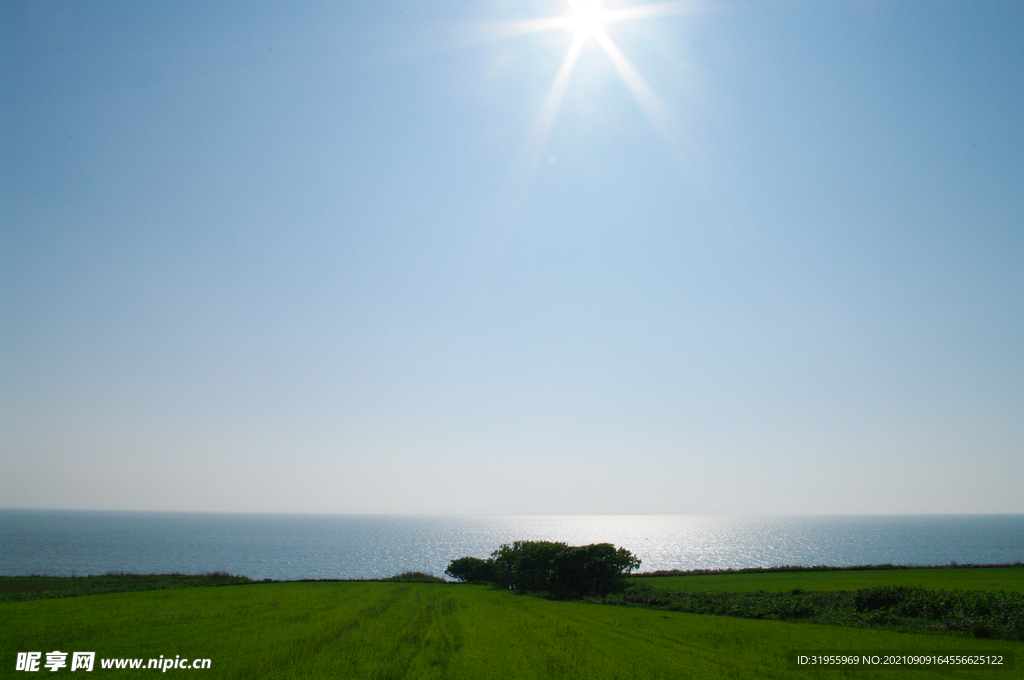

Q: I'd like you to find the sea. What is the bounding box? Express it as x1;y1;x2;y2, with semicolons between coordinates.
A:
1;510;1022;581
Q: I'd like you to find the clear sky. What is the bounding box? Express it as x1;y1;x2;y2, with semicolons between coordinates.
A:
2;0;1021;515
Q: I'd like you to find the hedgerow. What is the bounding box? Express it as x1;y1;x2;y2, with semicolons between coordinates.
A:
606;584;1024;641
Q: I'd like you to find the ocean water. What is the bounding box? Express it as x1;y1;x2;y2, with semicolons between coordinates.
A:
1;510;1022;581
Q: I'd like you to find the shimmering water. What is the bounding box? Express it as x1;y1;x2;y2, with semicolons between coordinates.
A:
2;510;1021;581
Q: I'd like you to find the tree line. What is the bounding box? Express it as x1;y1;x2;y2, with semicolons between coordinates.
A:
445;541;640;600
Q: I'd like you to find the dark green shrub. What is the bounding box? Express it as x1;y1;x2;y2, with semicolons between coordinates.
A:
853;586;913;612
444;557;496;583
547;544;641;599
382;572;446;583
464;541;641;599
971;622;995;638
491;541;568;593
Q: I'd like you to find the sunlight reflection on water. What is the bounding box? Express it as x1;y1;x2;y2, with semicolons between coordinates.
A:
2;511;1021;580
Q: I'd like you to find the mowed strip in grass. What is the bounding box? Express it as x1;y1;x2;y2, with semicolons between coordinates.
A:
634;566;1024;594
1;581;1018;680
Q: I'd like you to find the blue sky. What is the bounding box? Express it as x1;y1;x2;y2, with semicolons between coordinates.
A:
2;0;1021;515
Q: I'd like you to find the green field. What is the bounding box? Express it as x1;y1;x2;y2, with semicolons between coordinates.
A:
0;573;256;603
632;566;1024;594
1;579;1019;679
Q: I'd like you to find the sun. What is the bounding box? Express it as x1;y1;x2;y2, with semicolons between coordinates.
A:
479;0;690;189
566;0;609;40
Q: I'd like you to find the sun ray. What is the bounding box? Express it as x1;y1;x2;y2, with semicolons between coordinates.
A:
593;30;671;136
478;0;699;198
602;1;705;23
512;37;586;194
469;16;574;43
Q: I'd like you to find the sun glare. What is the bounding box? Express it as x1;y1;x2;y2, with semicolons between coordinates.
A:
567;0;608;39
490;0;693;193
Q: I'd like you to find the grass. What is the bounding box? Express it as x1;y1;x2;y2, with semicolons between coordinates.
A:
1;578;1020;679
618;566;1024;642
0;572;256;603
631;565;1024;594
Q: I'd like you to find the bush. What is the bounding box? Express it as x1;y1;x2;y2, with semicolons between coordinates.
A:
382;572;446;583
444;557;495;583
548;544;641;599
853;586;913;612
448;541;641;599
491;541;569;594
612;583;1024;641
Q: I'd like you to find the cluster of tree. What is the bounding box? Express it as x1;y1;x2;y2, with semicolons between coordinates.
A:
445;541;641;599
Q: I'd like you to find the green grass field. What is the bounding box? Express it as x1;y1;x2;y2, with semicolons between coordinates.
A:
1;579;1019;679
632;566;1024;594
0;573;256;603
